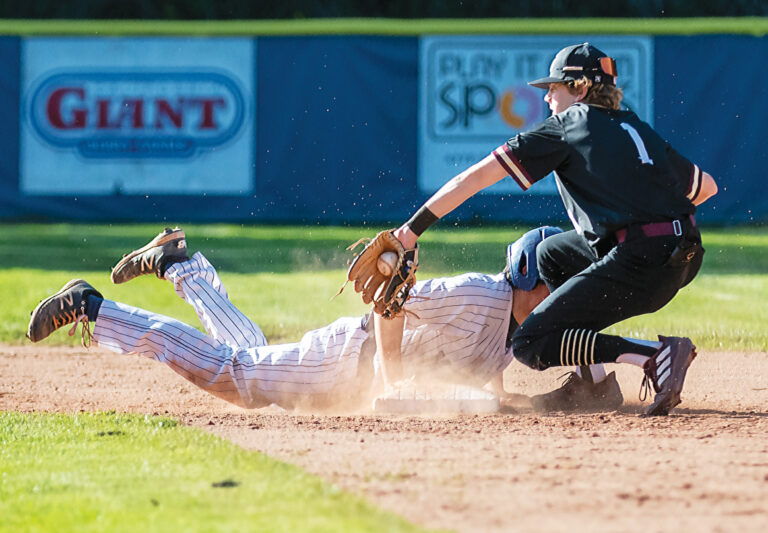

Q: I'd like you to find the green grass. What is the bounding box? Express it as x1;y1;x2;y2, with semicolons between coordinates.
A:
2;223;767;349
0;224;765;530
0;17;765;36
0;412;424;533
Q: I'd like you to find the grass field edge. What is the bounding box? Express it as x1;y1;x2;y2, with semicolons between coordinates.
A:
0;411;425;532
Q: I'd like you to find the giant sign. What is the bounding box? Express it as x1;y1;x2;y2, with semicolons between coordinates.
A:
21;38;254;195
418;36;653;195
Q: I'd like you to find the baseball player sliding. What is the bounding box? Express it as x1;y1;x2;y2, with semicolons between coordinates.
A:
26;226;589;412
353;43;718;415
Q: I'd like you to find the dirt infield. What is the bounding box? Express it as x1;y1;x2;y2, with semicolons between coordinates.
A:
2;344;768;532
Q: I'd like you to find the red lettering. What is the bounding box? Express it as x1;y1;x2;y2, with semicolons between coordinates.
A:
46;87;86;129
44;88;231;133
110;102;131;129
109;99;144;129
97;100;110;129
130;99;144;129
155;99;183;129
193;98;226;130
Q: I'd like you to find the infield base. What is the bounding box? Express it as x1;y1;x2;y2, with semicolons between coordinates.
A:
372;383;499;414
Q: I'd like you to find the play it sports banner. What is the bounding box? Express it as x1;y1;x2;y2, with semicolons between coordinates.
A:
20;37;255;196
417;35;653;195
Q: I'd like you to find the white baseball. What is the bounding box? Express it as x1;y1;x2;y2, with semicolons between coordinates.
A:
377;252;399;276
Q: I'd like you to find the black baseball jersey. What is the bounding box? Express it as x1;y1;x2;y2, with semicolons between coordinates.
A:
493;103;703;247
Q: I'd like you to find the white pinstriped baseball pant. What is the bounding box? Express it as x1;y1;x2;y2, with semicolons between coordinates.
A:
93;253;516;410
93;253;373;410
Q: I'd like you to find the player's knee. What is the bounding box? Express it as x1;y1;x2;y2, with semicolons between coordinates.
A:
511;328;551;371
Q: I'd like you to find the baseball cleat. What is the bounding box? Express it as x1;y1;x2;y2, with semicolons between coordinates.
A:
642;336;697;416
27;279;102;345
531;371;623;412
111;227;188;284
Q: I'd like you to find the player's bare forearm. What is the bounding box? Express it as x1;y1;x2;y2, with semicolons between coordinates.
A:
693;171;718;206
424;155;508;218
393;225;419;250
487;372;506;396
394;155;508;248
374;312;406;384
486;371;533;410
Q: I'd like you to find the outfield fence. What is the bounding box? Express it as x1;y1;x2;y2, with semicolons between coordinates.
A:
0;19;765;225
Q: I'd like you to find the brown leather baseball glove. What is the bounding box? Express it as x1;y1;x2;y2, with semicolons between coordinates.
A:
345;229;418;319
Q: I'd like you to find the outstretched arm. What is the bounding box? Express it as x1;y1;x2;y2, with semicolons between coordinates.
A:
394;154;508;248
373;313;406;384
487;371;533;410
487;372;506;396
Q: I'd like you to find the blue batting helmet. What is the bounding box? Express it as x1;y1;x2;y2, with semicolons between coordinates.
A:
505;226;564;291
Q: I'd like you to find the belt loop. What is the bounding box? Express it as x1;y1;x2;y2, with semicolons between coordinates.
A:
673;219;683;236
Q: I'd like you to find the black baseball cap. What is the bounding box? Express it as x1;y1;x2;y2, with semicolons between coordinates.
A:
528;43;617;89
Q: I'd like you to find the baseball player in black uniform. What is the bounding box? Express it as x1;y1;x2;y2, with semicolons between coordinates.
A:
392;43;718;415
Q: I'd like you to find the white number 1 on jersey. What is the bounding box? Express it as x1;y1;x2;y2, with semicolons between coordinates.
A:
620;123;654;165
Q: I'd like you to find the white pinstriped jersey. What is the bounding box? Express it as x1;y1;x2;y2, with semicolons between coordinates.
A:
93;252;515;410
401;274;514;387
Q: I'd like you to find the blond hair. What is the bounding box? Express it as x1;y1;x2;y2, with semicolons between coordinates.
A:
565;77;624;110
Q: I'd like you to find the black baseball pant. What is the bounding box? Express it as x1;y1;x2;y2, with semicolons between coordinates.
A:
511;226;703;370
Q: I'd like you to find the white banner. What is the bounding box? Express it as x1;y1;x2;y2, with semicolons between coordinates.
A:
418;36;653;194
21;37;255;195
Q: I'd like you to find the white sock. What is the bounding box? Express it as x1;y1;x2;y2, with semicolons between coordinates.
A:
616;353;651;368
576;364;607;383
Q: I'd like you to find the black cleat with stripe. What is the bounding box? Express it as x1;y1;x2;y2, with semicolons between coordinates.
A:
642;336;697;416
531;370;623;412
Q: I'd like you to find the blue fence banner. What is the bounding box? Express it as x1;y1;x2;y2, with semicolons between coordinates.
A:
0;36;20;218
653;35;768;224
20;37;255;196
0;33;764;224
418;35;653;196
